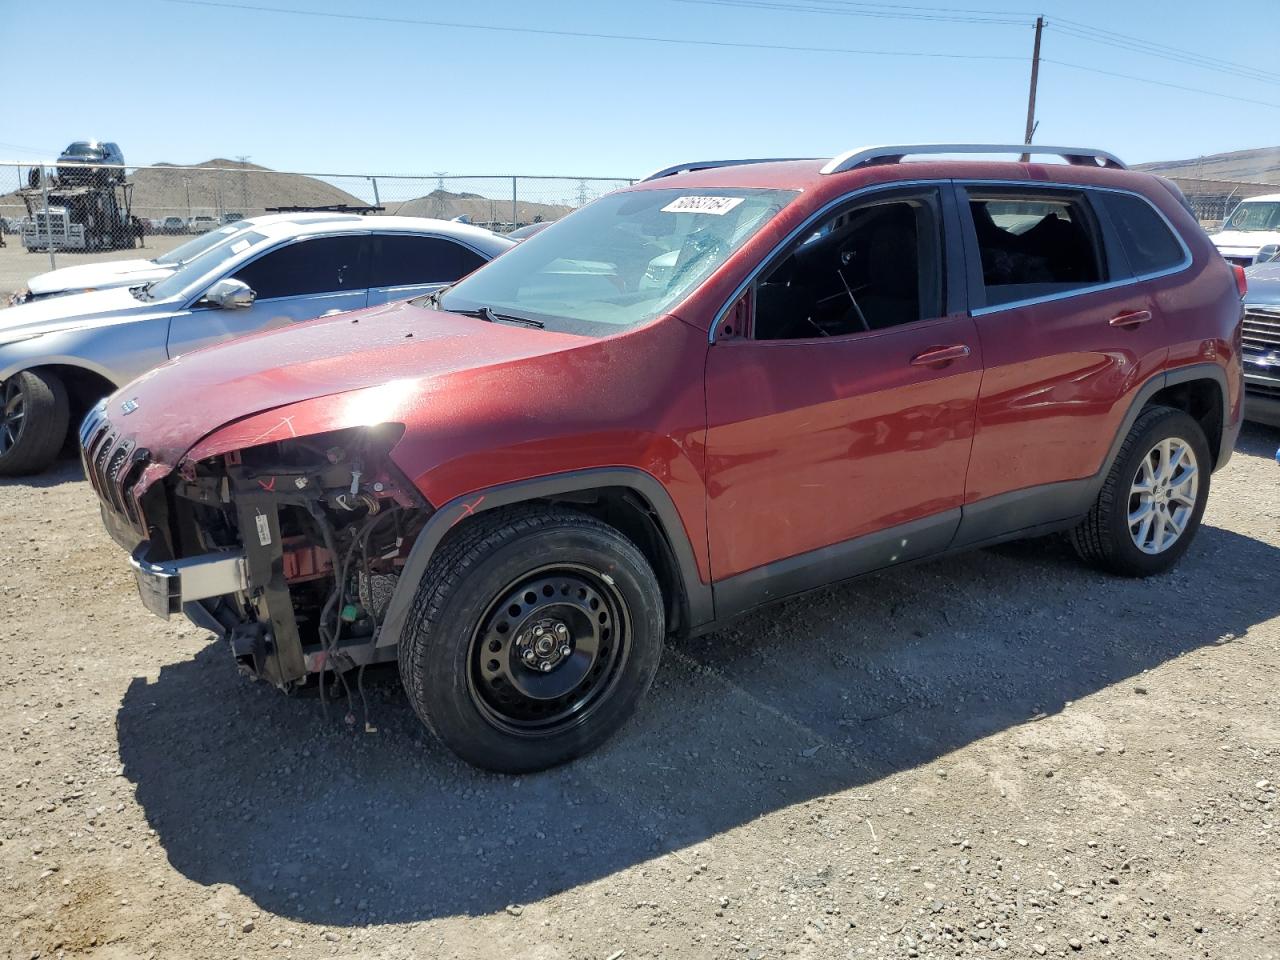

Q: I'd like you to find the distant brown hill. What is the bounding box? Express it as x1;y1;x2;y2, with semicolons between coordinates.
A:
389;188;572;226
1136;146;1280;185
129;158;365;218
0;158;366;221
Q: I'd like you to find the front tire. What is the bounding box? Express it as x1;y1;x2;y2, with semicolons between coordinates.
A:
399;507;665;773
1071;405;1211;577
0;370;70;477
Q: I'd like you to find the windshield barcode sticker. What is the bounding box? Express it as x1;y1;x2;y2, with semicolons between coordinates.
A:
661;196;746;216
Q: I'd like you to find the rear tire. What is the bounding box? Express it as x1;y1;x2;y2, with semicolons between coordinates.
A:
1071;405;1210;577
398;507;665;773
0;370;70;477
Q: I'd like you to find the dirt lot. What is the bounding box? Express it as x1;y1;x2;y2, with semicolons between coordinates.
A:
1;427;1277;960
0;235;187;305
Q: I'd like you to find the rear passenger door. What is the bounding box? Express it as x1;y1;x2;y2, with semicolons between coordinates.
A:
166;234;370;358
366;234;488;305
954;184;1175;544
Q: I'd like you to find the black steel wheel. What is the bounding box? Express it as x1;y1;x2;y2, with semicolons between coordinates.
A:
399;507;664;773
468;564;630;736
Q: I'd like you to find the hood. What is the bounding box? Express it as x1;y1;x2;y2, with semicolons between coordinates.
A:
1244;262;1280;307
0;286;164;345
26;259;168;297
1212;229;1280;254
107;299;591;468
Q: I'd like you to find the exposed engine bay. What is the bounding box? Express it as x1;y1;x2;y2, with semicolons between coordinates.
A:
146;424;428;692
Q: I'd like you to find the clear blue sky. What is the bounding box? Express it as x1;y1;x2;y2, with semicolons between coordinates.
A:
1;0;1277;177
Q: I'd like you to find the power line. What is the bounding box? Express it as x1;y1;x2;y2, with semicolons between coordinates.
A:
672;0;1028;25
1043;59;1280;111
160;0;1028;62
161;0;1280;111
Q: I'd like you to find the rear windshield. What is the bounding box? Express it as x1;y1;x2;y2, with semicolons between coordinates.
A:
439;187;798;335
148;230;269;301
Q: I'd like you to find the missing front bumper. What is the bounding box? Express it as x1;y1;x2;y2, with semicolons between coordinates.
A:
129;542;247;619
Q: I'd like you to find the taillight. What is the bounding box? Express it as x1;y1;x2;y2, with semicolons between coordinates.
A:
1233;264;1248;299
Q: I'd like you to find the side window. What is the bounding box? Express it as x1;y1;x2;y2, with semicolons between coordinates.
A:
231;235;367;300
754;196;943;340
371;235;486;287
1101;192;1185;276
966;194;1104;307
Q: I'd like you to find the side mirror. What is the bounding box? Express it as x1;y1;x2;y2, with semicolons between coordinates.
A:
1254;244;1280;265
202;278;255;309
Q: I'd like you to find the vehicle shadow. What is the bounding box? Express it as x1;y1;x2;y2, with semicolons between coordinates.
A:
117;514;1280;925
0;458;85;489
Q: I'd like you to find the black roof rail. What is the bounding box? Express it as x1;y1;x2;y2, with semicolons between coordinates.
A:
639;158;817;182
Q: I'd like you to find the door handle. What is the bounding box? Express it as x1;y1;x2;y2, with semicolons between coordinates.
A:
910;344;971;367
1109;309;1152;328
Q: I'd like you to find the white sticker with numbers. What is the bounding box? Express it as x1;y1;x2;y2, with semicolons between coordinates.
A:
661;196;745;216
254;511;272;547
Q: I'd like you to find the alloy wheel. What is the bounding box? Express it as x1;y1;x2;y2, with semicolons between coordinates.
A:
467;563;630;736
1128;437;1199;555
0;378;24;456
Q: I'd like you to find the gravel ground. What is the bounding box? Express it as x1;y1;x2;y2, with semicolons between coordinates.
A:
1;426;1278;960
0;236;187;305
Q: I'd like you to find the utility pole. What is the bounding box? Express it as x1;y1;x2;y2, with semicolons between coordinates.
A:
1021;15;1044;160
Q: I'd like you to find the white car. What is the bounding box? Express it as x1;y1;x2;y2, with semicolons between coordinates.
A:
0;216;513;474
1211;193;1280;267
12;213;366;304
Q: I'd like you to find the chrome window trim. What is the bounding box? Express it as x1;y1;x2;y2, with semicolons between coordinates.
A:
958;180;1194;318
708;179;941;344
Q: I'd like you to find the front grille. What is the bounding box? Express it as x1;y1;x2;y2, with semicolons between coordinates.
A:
1243;309;1280;353
79;407;148;530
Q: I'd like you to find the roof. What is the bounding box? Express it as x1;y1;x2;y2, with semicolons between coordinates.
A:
1235;193;1280;203
252;215;514;255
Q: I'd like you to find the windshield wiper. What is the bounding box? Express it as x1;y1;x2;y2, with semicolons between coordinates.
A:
481;306;544;329
452;305;545;329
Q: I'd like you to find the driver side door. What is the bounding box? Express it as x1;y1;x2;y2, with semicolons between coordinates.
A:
165;234;370;359
704;185;982;609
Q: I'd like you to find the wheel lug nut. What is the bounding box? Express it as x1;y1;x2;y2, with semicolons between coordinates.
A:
533;626;544;636
540;662;553;672
559;645;571;657
523;650;535;662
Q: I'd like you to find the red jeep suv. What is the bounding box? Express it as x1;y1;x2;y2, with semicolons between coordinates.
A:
82;144;1244;772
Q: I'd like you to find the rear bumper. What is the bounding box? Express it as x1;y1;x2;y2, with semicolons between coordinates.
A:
129;541;247;620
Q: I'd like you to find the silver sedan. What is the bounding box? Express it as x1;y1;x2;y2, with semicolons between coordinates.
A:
0;216;513;474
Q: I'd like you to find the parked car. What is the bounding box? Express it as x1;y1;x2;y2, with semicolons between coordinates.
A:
188;215;220;234
0;216;512;474
1211;194;1280;267
161;217;186;235
56;141;127;185
11;213;365;303
78;144;1242;773
507;220;554;240
1240;258;1280;426
221;212;245;225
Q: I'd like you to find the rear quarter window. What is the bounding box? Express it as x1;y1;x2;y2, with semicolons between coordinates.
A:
1100;191;1186;276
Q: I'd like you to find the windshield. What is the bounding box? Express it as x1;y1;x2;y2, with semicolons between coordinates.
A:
440;187;797;334
1226;201;1280;232
62;142;102;159
146;230;269;301
154;222;253;265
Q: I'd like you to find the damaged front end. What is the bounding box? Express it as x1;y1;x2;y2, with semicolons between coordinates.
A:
84;411;428;689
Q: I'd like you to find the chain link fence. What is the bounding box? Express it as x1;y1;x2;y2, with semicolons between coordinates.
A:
0;161;634;269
